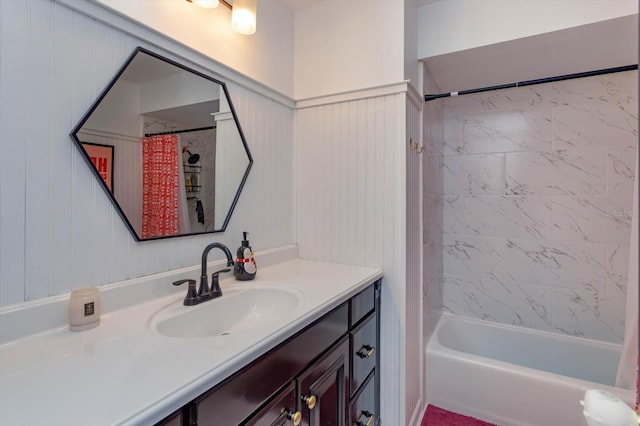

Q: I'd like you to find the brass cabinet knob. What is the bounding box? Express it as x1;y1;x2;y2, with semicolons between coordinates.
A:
356;345;375;359
302;394;317;410
287;410;302;426
355;410;374;426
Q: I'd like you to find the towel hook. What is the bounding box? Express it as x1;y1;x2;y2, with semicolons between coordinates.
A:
409;137;424;154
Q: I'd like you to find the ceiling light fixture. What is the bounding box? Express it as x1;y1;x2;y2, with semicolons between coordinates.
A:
186;0;257;35
231;0;257;35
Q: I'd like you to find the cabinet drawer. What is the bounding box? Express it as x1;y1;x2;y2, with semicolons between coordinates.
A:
350;313;376;396
350;286;375;327
244;382;298;426
350;373;376;426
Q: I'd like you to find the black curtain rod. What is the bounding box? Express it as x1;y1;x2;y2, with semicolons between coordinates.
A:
424;64;638;102
144;125;216;137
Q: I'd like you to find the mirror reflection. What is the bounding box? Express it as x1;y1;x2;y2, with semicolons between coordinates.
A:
71;47;252;241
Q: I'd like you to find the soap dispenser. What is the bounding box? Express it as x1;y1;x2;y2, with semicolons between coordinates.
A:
234;232;257;281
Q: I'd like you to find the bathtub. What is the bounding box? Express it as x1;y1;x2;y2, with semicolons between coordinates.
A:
425;313;634;426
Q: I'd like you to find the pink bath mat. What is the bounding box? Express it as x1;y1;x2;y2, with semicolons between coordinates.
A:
421;405;496;426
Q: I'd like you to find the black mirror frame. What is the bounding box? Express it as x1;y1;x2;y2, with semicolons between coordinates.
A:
70;47;253;242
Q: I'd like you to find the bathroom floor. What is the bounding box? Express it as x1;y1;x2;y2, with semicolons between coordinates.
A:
421;405;496;426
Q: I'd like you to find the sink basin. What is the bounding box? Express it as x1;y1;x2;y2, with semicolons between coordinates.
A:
150;286;302;338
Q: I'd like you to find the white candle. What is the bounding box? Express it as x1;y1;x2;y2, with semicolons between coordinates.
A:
69;287;101;331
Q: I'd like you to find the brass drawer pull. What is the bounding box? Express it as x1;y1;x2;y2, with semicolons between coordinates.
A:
302;394;317;410
356;344;375;359
355;410;374;426
286;410;302;425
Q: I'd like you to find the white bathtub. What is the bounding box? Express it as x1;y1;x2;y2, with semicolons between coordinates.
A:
425;313;634;426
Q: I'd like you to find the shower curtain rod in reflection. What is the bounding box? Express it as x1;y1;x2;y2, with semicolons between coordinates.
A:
144;125;216;138
423;64;638;102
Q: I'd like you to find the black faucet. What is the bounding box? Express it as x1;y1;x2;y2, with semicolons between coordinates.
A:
200;242;234;297
173;242;234;306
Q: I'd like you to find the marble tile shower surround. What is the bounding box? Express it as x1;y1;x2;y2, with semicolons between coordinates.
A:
432;71;637;344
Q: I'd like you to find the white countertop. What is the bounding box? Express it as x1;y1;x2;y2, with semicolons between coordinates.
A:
0;259;382;426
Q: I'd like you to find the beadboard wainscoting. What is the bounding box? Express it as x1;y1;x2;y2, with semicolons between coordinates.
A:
0;0;293;307
405;84;424;426
438;71;638;344
295;83;419;426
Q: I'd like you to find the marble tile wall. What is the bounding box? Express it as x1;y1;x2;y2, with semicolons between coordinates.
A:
439;71;637;344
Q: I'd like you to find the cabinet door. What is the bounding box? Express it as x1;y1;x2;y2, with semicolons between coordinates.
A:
298;337;350;426
243;382;300;426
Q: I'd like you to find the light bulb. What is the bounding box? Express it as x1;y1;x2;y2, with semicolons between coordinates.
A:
231;0;257;35
193;0;219;8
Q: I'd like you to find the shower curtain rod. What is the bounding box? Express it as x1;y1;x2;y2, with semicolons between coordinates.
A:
144;125;216;137
423;64;638;102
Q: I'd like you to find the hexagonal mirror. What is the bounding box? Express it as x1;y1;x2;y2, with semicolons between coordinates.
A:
71;47;252;241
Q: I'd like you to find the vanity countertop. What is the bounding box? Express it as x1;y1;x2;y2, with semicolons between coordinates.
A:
0;259;382;426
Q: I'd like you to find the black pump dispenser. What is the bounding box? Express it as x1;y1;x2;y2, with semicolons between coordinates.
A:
234;232;257;281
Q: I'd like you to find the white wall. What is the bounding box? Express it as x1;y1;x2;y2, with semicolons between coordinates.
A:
0;0;293;306
295;86;409;426
418;1;638;95
293;0;405;99
418;0;638;59
292;3;424;425
84;80;142;137
404;0;419;93
90;0;295;97
139;71;219;114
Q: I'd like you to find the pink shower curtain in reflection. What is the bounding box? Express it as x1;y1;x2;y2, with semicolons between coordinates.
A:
141;135;179;239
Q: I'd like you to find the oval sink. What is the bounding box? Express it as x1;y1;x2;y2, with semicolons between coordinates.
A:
150;286;302;339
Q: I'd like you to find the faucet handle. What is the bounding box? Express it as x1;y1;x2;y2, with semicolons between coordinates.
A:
212;268;231;282
210;268;230;296
173;279;199;306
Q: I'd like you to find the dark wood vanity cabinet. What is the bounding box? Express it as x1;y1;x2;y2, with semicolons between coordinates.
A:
156;280;380;426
